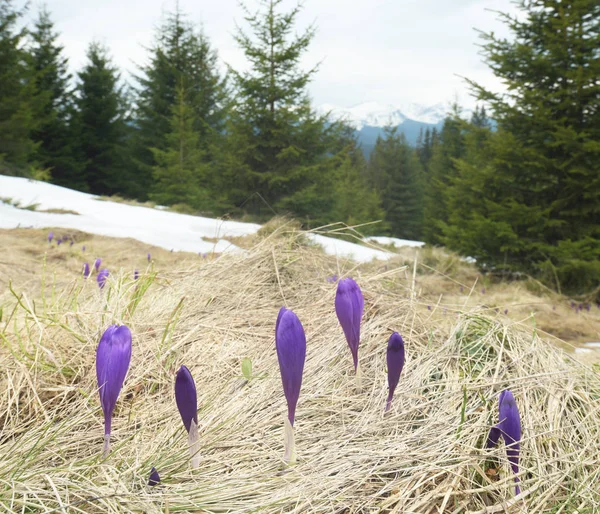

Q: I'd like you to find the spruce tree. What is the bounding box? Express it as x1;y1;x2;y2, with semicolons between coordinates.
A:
368;127;424;240
150;84;211;210
450;0;600;294
73;42;132;195
133;7;228;200
0;1;37;172
29;7;85;189
226;0;333;219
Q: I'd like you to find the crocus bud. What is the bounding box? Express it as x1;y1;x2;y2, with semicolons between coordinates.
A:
134;269;139;280
94;258;102;272
385;332;405;412
276;307;306;464
57;238;62;246
487;390;521;495
335;278;364;375
82;245;86;252
83;262;90;278
48;231;54;243
70;239;74;247
148;467;160;486
147;252;151;262
175;365;199;468
97;268;109;289
96;324;132;455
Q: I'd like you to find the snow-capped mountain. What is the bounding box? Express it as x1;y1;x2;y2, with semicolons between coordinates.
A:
318;102;457;129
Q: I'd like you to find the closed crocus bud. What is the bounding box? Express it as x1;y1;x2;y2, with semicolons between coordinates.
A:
385;332;405;412
134;269;139;280
56;238;62;246
335;278;364;381
96;324;132;455
97;268;109;289
94;258;102;272
48;231;54;243
175;365;199;468
276;307;306;464
147;252;151;262
487;390;522;495
83;262;90;278
148;467;160;486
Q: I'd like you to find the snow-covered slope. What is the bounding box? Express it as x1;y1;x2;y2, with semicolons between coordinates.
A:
0;176;421;262
319;101;453;129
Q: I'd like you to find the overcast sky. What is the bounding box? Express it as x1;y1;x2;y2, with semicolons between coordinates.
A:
37;0;518;108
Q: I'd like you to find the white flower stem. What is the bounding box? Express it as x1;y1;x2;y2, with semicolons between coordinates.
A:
283;416;296;465
103;434;110;457
355;362;362;389
188;419;200;469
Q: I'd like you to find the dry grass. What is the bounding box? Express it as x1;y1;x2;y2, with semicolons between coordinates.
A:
1;225;600;513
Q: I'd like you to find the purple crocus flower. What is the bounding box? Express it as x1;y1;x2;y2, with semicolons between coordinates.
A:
134;269;139;281
96;324;132;455
56;238;62;246
97;268;109;289
385;332;405;412
147;252;151;262
175;365;199;468
335;277;364;373
276;307;306;464
275;307;307;427
70;239;74;247
481;288;486;294
487;390;521;495
148;467;160;486
48;231;54;243
82;245;86;252
83;262;90;278
94;258;102;272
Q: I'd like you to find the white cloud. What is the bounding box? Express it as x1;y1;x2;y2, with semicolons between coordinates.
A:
38;0;518;108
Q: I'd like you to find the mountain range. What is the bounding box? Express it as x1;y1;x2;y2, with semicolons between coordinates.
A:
318;102;470;156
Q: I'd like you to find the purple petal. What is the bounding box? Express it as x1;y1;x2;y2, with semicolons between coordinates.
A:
276;308;306;426
94;258;102;271
386;332;405;411
175;365;198;433
83;262;90;278
48;231;54;242
147;253;151;262
498;390;521;494
97;268;109;289
335;278;364;371
96;325;132;436
486;425;501;448
148;467;160;486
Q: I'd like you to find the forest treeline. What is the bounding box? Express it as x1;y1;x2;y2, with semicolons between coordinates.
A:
0;0;598;297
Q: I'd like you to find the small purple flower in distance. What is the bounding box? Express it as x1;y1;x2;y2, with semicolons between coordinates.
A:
148;467;160;486
460;286;464;293
276;307;307;426
83;262;90;278
97;268;109;289
552;305;556;311
70;239;74;246
481;288;486;294
147;252;151;262
48;231;54;243
585;303;591;312
570;301;575;309
94;258;102;272
335;278;364;372
82;245;86;252
96;324;132;455
134;269;139;281
427;305;431;311
56;238;62;246
175;365;198;434
487;390;521;495
504;309;508;315
385;332;405;412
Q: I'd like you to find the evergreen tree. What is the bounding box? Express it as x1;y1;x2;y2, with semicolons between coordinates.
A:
450;0;600;294
29;6;85;189
150;84;212;210
0;1;37;172
368;127;424;240
422;111;465;244
133;7;228;200
226;0;334;219
73;42;132;195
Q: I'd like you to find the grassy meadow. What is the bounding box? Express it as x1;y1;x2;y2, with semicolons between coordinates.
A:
1;222;599;513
